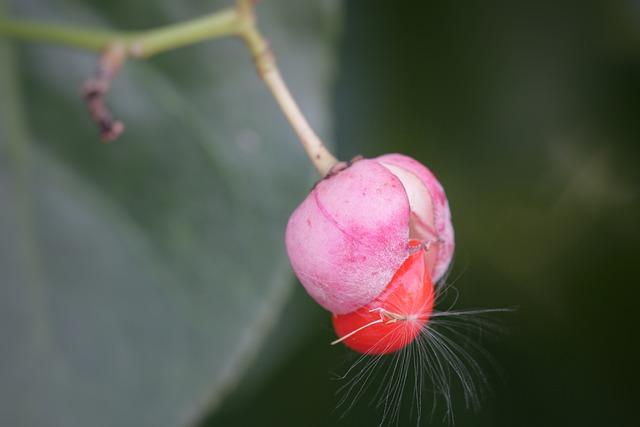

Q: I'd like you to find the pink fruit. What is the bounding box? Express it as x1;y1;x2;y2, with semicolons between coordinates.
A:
332;241;435;354
285;154;454;314
376;154;454;283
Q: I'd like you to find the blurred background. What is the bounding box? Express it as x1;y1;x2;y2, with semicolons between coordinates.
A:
211;0;640;426
2;0;639;427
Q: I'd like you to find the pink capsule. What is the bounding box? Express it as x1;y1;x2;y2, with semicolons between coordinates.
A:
285;159;412;314
285;155;454;314
376;154;454;283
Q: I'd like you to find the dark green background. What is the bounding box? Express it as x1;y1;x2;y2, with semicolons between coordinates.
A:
211;0;640;426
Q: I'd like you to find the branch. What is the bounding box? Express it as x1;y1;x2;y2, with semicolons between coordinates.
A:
81;43;126;142
0;8;240;56
236;1;338;175
0;1;338;175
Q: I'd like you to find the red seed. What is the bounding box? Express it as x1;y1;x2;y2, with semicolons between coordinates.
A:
332;241;435;355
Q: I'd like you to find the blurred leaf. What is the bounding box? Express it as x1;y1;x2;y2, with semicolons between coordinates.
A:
0;0;340;426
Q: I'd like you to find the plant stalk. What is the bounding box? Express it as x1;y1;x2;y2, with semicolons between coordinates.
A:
0;0;338;175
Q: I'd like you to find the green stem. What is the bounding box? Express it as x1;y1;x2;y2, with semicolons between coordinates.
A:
0;19;119;51
127;8;240;58
236;2;338;176
0;8;241;57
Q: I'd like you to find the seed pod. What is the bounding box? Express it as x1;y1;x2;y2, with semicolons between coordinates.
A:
285;154;454;314
376;154;454;283
332;242;435;354
286;159;412;314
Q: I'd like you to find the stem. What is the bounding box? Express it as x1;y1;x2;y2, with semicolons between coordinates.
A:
128;9;240;58
0;0;339;176
0;8;240;57
0;19;120;51
81;43;127;141
236;1;338;176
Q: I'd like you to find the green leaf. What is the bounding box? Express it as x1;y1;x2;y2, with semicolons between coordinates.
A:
0;1;340;426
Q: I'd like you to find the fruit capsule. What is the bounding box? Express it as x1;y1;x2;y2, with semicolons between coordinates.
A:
332;241;435;355
286;159;412;314
285;154;453;315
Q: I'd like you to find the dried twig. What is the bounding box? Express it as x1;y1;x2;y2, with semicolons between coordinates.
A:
81;43;127;142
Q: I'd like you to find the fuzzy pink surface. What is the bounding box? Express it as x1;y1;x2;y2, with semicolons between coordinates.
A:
285;159;412;314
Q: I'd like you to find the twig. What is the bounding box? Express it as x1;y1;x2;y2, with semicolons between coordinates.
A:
80;43;126;142
0;1;339;174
